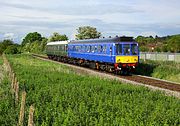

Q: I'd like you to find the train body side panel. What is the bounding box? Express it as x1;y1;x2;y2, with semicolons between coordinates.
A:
68;43;116;64
68;52;116;64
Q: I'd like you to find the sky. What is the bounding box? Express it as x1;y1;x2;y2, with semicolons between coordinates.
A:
0;0;180;43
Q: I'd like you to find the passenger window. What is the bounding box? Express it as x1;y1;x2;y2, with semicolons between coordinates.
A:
94;46;98;52
79;46;82;52
91;46;95;53
85;46;88;52
103;45;107;53
87;46;90;52
65;45;67;52
116;44;122;55
89;46;92;52
73;46;75;51
99;45;103;53
82;46;85;52
77;46;81;52
98;45;101;52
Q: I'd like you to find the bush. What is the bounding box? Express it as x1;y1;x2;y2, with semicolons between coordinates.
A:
136;60;180;83
4;45;20;54
140;46;149;52
154;47;161;52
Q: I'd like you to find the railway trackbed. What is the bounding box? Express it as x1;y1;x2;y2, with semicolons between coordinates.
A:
119;75;180;92
32;54;180;98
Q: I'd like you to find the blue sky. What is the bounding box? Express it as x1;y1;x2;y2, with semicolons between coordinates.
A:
0;0;180;43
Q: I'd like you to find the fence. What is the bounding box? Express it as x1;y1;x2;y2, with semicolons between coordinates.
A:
140;52;180;62
3;54;34;126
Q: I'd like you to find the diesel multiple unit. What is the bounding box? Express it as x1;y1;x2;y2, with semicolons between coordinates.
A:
46;36;139;74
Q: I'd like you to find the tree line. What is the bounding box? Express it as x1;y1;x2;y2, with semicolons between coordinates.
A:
136;35;180;52
0;26;179;55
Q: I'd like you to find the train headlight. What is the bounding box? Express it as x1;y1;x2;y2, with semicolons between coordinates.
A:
117;66;121;70
133;66;135;68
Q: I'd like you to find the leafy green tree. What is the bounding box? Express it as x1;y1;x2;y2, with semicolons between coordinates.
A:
75;26;101;40
167;35;180;52
22;32;43;46
30;41;40;53
21;32;48;53
0;43;4;55
140;46;149;52
2;39;14;47
135;36;147;46
41;38;48;52
4;45;20;54
154;47;161;52
0;39;14;54
146;37;154;43
162;45;168;52
48;32;68;42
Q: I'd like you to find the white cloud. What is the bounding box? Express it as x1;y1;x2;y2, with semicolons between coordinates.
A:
0;0;180;43
140;31;158;37
3;33;15;39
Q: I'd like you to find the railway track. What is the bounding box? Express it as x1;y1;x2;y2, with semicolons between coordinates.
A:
32;54;180;97
119;75;180;92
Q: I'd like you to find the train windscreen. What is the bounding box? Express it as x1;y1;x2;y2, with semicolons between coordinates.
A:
123;44;131;55
131;44;138;55
116;44;138;55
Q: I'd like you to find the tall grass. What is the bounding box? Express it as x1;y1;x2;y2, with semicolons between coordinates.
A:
4;54;180;125
136;60;180;83
0;56;3;65
0;67;18;125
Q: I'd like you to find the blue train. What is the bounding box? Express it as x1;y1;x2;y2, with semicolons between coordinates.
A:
46;36;139;74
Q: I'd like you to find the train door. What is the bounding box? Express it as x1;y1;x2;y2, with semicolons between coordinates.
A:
110;45;112;55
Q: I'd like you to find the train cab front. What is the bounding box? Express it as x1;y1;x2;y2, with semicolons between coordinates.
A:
114;43;139;74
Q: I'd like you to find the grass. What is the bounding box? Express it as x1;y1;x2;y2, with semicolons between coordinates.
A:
3;54;180;125
0;57;18;125
136;60;180;83
0;56;3;65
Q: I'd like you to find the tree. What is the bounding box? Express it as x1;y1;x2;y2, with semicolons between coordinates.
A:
140;46;149;52
22;32;43;46
75;26;101;40
21;32;48;53
48;32;68;42
0;43;4;55
41;38;48;52
154;47;161;52
0;39;14;55
4;45;20;54
162;45;168;52
2;39;14;47
167;35;180;52
135;36;146;45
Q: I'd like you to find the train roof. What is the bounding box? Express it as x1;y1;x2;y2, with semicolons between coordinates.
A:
47;41;69;45
69;36;135;44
